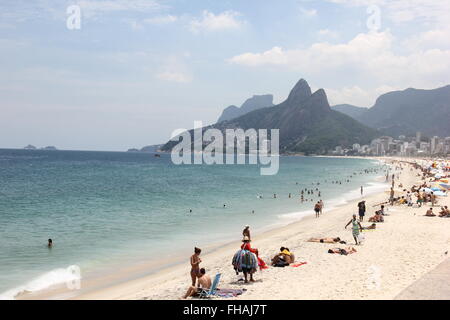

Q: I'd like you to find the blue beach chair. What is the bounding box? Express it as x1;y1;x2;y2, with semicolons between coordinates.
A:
198;273;221;298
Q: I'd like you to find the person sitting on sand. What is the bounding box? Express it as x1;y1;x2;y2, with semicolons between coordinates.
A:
345;215;363;245
369;210;384;223
425;208;436;217
327;247;357;255
190;247;202;286
362;223;377;230
183;268;211;299
397;196;406;205
307;237;346;244
271;247;295;267
439;206;449;217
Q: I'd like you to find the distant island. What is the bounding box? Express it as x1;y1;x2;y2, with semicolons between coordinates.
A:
23;145;58;150
127;144;163;153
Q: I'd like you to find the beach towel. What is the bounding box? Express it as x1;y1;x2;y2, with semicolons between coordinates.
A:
291;262;307;268
215;288;246;298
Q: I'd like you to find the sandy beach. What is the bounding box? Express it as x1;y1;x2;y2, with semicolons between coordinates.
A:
31;157;443;301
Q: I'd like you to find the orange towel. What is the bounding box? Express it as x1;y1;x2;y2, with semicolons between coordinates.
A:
291;262;307;267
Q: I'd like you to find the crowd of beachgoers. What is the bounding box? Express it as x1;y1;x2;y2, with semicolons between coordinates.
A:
183;158;449;299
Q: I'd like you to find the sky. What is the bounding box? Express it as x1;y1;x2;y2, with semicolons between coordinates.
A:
1;0;449;151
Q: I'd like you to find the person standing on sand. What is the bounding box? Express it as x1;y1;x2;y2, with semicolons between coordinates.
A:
314;202;321;218
390;187;395;206
361;186;363;196
431;192;436;207
345;214;363;245
357;200;366;222
319;199;324;215
243;225;251;240
190;247;202;286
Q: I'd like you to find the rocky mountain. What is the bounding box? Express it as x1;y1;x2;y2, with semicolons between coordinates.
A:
162;79;379;155
332;104;368;119
217;94;274;123
354;85;450;137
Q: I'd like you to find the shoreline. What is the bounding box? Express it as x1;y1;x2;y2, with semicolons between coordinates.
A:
14;157;385;300
16;156;450;300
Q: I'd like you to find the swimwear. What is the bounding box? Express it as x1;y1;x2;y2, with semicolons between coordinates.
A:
352;220;360;237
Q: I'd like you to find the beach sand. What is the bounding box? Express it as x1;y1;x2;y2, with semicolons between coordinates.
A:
22;157;450;300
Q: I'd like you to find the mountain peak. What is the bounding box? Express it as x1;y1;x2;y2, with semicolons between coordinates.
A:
217;94;274;123
286;79;312;106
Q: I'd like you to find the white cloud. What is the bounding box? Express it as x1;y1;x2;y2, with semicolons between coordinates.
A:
403;28;450;51
189;10;244;33
299;7;317;17
326;85;400;107
156;71;191;83
155;55;192;83
326;0;450;27
144;15;177;25
317;29;339;39
78;0;162;18
228;31;450;106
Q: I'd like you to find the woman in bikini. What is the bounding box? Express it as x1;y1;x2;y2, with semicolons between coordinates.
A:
190;247;202;286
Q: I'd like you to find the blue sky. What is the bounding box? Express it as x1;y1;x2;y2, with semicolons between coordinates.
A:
1;0;449;150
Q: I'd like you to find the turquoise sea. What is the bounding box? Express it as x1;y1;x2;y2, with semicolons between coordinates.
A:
0;149;385;298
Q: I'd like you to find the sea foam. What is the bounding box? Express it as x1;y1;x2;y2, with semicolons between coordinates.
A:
0;266;81;300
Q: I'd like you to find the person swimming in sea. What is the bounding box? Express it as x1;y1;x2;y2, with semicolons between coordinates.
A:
48;238;53;248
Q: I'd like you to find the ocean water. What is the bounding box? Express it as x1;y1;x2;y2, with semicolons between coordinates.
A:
0;149;386;298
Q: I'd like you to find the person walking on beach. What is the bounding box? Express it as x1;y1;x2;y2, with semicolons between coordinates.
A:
243;225;251;240
314;202;321;218
345;215;363;245
357;200;366;222
431;192;436;207
360;186;363;196
319;199;324;215
389;187;395;206
190;247;202;286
